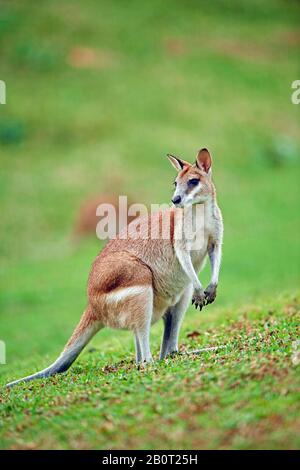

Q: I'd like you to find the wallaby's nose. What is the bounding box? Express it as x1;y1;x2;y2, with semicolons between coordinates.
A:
172;195;182;205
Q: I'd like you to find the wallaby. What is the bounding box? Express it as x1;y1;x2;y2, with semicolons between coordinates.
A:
7;148;223;388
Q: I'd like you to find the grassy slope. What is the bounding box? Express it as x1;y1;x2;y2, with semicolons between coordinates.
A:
1;293;299;449
0;0;299;449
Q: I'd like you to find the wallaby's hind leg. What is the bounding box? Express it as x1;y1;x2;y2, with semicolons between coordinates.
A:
160;284;193;360
133;287;153;364
135;327;153;363
134;334;142;363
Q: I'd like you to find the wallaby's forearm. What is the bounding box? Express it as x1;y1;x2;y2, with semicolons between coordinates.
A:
208;241;222;287
175;246;203;292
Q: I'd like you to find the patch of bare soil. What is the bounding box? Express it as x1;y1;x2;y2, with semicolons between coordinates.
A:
278;30;300;47
212;38;274;63
73;193;137;239
67;46;118;69
164;37;186;57
220;414;290;448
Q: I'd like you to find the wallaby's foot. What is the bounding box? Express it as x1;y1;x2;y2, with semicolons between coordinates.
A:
137;357;154;369
192;289;206;311
204;284;217;305
159;348;179;360
167;350;180;359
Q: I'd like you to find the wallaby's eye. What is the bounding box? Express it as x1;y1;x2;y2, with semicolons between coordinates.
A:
174;181;177;187
188;178;200;186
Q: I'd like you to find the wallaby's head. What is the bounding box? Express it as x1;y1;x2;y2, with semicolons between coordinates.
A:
167;148;214;208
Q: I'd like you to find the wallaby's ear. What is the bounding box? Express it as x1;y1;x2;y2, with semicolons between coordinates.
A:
195;148;212;173
167;154;190;171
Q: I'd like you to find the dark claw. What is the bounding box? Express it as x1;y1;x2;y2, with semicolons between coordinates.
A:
204;285;217;306
192;292;210;310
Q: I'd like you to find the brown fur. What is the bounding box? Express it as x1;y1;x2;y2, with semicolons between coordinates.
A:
83;209;178;332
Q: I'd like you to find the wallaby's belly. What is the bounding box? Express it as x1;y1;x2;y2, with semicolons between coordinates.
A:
150;243;208;322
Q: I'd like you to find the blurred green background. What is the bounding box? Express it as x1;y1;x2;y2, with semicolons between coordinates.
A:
0;0;299;449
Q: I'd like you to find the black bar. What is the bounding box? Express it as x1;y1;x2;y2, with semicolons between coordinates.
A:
0;450;297;466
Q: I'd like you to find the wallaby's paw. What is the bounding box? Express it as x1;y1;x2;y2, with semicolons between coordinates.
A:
204;284;217;305
192;290;206;311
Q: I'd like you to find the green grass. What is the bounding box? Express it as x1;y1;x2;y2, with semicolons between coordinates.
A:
1;293;299;449
0;0;300;449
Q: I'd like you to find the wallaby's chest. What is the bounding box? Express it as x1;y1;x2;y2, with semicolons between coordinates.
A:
190;206;215;254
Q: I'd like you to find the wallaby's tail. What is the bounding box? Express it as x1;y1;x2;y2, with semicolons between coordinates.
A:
6;306;101;388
